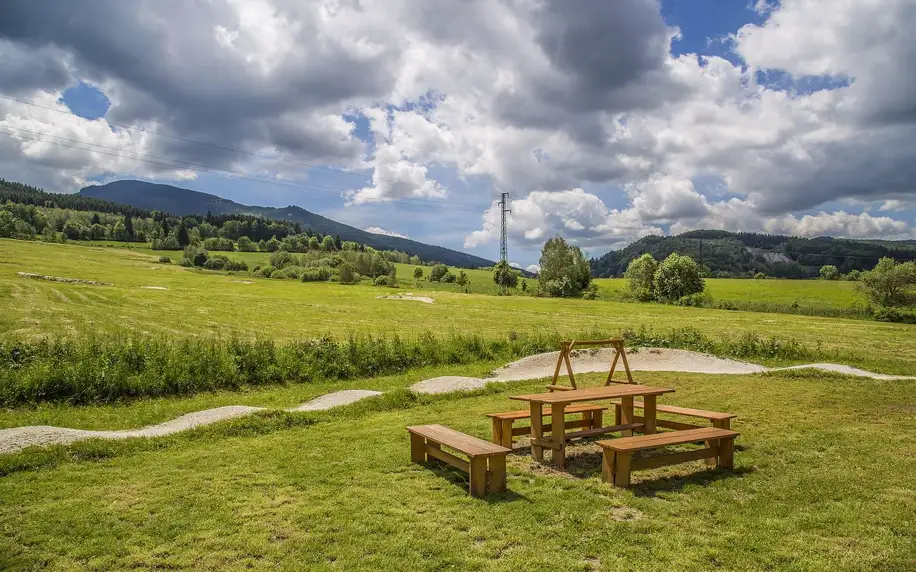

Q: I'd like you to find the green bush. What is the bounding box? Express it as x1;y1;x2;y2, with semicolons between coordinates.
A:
203;255;228;270
301;266;332;282
625;253;658;301
373;275;394;287
429;264;449;282
271;266;304;280
653;253;705;302
873;306;916;324
157;256;171;264
338;262;359;284
582;283;599;300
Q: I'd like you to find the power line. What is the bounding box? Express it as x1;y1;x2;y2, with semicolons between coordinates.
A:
0;128;492;214
0;93;494;197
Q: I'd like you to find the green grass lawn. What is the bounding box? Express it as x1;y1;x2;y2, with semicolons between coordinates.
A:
2;239;914;374
2;369;914;571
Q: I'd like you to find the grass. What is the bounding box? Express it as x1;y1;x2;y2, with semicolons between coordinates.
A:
2;239;914;376
2;369;914;570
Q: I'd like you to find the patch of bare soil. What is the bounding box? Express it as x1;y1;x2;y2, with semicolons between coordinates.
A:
17;272;112;286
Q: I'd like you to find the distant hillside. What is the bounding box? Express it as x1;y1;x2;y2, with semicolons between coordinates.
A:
590;230;916;278
79;180;495;268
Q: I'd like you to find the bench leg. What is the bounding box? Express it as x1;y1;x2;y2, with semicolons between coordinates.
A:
410;433;426;463
492;418;502;446
600;450;614;483
614;452;632;488
620;396;635;437
501;420;514;449
592;409;603;430
581;411;591;430
470;457;487;498
614;402;621;426
706;419;731;465
642;395;657;435
718;437;735;470
530;403;544;462
488;455;507;494
551;402;566;468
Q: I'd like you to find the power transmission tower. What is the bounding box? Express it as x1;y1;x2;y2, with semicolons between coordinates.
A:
498;192;511;294
498;192;511;263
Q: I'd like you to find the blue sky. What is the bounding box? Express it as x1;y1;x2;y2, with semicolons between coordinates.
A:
3;0;913;266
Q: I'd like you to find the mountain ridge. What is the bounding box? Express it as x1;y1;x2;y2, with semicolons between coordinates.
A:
79;180;495;268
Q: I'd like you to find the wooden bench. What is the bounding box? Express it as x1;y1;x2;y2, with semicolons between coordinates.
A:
408;424;511;498
486;404;607;448
612;401;736;430
597;427;739;488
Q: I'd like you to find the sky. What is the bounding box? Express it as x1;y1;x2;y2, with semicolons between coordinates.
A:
1;0;914;269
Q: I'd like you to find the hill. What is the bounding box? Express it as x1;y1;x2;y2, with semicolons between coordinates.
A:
78;180;495;268
590;230;916;278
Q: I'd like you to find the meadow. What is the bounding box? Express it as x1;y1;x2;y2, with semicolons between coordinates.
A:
2;370;914;571
2;239;913;376
2;237;915;571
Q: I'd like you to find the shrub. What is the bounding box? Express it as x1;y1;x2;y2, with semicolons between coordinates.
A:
442;272;457;283
492;260;518;290
429;264;449;282
224;259;248;272
158;256;171;264
582;283;599;300
845;269;861;281
269;250;295;269
456;270;470;287
857;258;916;307
338;262;359;284
301;266;332;282
653;253;705;302
183;245;209;267
625;254;658;301
413;267;424;281
373;275;394;287
754;272;766;280
674;291;713;307
873;306;916;324
203;255;228;270
819;265;840;280
253;266;274;278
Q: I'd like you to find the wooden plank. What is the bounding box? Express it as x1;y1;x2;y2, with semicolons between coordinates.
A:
531;437;562;450
563;350;577;389
718;437;735;469
617;342;635;383
630;447;718;471
592;409;603;429
469;457;487;498
597;427;739;453
500;419;514;448
564;338;623;347
491;418;502;446
488;455;506;494
632;401;737;421
407;425;510;457
530;402;544;462
487;404;606;420
601;450;614;483
605;349;620;385
546;385;574;392
562;423;644;440
550;343;566;387
551;402;566;467
410;433;426;463
511;384;675;404
633;415;703;432
425;444;471;472
620;395;635;437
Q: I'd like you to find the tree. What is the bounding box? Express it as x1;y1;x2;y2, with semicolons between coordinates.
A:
90;213;101;226
429;264;449;282
625;254;659;301
123;215;134;240
538;236;591;297
266;236;281;252
653;253;705;302
237;236;256;252
413;267;424;284
858;257;916;307
520;279;528;293
456;270;469;286
308;236;320;251
820;265;840;280
321;235;336;251
492;260;518;291
177;223;190;247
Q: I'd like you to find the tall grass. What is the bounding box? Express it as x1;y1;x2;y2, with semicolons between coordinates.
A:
0;328;815;406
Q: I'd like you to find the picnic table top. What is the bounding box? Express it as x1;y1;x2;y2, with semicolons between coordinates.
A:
510;384;675;404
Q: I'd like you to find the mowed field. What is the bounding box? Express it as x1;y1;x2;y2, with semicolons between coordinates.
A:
1;239;913;373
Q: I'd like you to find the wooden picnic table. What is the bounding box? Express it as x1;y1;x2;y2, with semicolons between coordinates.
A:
510;384;675;467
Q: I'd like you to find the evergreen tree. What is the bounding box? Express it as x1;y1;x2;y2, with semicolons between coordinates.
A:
177;222;190;247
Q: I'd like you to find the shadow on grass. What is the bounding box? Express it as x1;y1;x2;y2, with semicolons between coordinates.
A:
630;466;757;497
420;460;530;504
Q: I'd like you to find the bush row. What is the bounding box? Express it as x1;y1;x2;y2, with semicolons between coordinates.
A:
0;327;816;406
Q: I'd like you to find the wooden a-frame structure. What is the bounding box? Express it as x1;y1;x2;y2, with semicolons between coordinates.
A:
547;338;634;392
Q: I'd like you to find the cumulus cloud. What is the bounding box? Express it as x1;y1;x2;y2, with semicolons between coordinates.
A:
364;226;407;239
0;0;913;255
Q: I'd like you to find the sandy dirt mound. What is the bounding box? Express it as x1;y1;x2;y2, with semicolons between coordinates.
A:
230;280;253;284
491;347;766;381
288;390;383;411
140;286;168;290
410;376;491;394
0;391;385;454
376;293;434;303
774;363;915;380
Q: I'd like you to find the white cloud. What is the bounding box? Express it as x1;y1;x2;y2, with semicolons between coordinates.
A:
509;262;521;269
364;226;408;239
345;144;447;205
526;264;541;274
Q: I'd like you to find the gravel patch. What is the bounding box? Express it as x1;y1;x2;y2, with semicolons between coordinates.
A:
17;272;112;286
410;376;490;394
287;390;383;411
377;293;434;303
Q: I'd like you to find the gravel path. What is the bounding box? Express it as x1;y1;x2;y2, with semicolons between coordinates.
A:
3;348;911;454
376;293;434;303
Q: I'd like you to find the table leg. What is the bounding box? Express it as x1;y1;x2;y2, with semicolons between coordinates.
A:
551;402;566;468
530;402;544;462
642;394;657;435
620;396;635;437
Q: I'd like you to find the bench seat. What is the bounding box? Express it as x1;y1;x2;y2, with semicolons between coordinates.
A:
408;424;510;497
612;401;736;431
597;427;739;488
486;404;606;448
